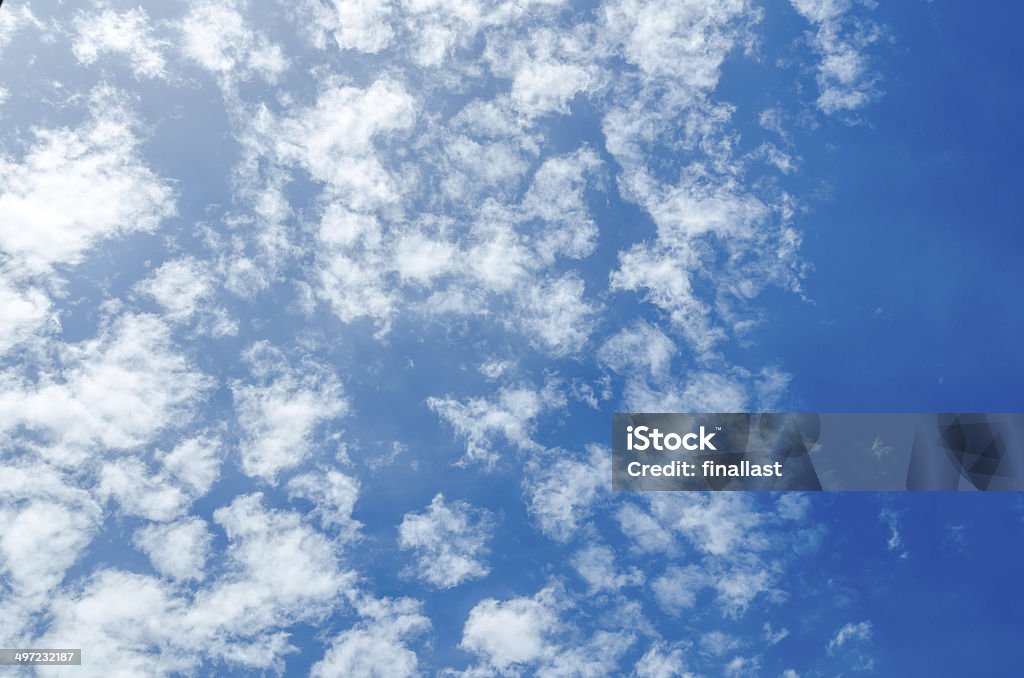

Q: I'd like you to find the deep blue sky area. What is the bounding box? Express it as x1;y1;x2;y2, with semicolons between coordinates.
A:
761;2;1024;413
0;1;1022;676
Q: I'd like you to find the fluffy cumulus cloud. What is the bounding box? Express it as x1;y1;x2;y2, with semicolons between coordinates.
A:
36;493;355;676
311;596;429;677
461;587;561;670
134;517;213;581
287;468;362;537
0;0;898;673
524;445;611;542
398;493;494;588
0;313;211;465
179;0;287;81
0;275;52;355
572;542;645;593
0;89;174;274
136;257;237;336
0;472;101;607
789;0;881;114
73;7;168;79
233;343;348;481
428;381;564;467
460;585;636;675
275;77;415;206
311;0;396;54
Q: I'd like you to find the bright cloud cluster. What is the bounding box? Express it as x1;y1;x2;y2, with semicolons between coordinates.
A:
0;0;894;674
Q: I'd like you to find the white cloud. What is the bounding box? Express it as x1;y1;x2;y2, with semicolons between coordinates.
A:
648;494;766;557
0;4;43;52
180;0;288;81
616;503;676;554
73;8;168;79
316;0;395;54
439;134;531;202
602;0;755;86
524;445;610;542
287;469;361;538
396;0;570;69
701;630;740;657
713;566;773;616
724;655;761;678
461;587;560;670
598;321;677;379
478;358;513;380
0;274;52;356
776;494;811;522
624;370;750;417
233;344;347;481
484;26;603;118
827;620;872;653
516;274;596;356
394;231;458;285
39;493;353;674
610;170;801;362
764;622;790;645
275;78;416;208
138;257;212;319
511;59;597;117
611;241;724;358
538;629;634;677
399;493;493;588
521;147;603;261
631;166;771;241
789;0;880;114
0;460;103;645
312;627;418;677
0;89;175;274
463;215;534;294
879;507;908;559
0;499;99;601
0;314;212;465
188;493;354;640
135;517;213;581
313;207;397;327
137;257;237;336
157;434;224;497
634;493;817;619
635;641;693;678
312;596;430;678
789;0;850;24
99;457;191;521
652;565;704;614
428;383;562;467
571;543;644;593
41;570;196;677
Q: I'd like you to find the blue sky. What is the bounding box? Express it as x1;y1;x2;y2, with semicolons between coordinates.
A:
1;1;1023;676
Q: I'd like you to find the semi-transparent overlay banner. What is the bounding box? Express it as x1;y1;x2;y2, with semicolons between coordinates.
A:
612;413;1024;491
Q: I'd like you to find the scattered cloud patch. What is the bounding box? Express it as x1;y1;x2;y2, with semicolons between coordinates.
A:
398;493;494;588
73;8;168;79
0;90;174;273
828;620;872;654
789;0;882;114
135;517;213;581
